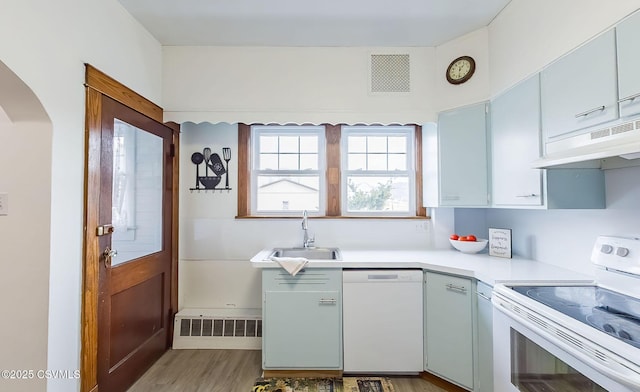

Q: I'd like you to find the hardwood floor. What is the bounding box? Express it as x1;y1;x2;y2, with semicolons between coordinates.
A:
127;349;461;392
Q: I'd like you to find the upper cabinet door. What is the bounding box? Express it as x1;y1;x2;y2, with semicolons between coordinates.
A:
617;11;640;118
437;102;489;207
491;75;543;206
541;29;618;140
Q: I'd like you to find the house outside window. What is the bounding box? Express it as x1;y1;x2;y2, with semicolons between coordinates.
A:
251;125;326;215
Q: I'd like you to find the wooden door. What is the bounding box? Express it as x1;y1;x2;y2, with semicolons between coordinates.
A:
81;65;178;392
94;95;174;392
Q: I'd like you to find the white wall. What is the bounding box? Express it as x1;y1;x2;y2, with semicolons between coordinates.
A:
434;28;490;112
161;31;496;125
178;122;434;309
0;106;51;392
163;46;438;125
455;166;640;275
489;0;640;96
0;1;162;391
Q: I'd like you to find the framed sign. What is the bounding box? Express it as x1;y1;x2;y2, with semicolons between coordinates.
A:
489;228;512;258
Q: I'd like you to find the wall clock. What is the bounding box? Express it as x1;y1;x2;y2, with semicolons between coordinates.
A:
446;56;476;85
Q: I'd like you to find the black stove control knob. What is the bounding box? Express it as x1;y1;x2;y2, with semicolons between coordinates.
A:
616;247;630;257
603;323;616;333
600;244;614;254
619;330;632;341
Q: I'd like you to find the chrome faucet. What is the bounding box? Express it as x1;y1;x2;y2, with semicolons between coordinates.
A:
301;210;315;248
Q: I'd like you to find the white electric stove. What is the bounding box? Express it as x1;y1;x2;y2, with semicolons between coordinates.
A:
492;236;640;392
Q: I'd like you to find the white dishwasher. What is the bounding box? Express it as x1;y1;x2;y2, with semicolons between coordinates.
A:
343;269;424;373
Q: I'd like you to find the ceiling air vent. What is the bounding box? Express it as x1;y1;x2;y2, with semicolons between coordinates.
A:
370;54;410;93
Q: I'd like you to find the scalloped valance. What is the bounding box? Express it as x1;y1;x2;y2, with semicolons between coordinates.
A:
163;110;436;126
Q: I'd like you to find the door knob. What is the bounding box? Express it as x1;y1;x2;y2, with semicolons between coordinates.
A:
103;247;118;267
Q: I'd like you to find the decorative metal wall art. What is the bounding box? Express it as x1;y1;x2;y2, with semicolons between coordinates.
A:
190;147;232;192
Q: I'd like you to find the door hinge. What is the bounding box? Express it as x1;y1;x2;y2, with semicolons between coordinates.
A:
170;143;176;158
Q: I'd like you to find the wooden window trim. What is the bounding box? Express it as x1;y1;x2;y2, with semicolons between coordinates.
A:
326;125;341;216
236;123;427;219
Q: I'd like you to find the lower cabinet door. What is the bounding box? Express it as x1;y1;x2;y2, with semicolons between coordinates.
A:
476;282;494;392
263;290;342;369
425;272;474;389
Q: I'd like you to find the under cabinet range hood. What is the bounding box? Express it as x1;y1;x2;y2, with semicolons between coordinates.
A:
533;118;640;169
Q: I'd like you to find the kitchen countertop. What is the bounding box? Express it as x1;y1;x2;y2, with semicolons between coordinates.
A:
250;249;595;285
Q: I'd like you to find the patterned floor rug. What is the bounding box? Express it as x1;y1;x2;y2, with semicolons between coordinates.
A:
251;377;395;392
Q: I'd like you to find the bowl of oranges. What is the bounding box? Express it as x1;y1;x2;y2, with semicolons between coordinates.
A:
449;234;488;254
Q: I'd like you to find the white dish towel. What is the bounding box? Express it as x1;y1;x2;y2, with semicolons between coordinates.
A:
270;256;309;276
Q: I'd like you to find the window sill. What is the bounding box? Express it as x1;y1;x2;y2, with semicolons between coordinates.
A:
235;215;430;220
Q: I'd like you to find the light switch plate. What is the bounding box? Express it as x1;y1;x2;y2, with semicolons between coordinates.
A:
0;193;8;215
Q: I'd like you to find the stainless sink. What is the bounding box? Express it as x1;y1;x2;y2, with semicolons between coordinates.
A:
269;247;342;260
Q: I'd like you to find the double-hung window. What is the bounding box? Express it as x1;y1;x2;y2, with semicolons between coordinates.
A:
251;125;326;214
342;125;416;216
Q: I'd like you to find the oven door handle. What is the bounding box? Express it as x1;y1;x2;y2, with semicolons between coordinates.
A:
494;296;640;391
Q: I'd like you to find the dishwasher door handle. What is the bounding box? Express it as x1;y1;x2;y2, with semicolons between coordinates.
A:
368;274;399;280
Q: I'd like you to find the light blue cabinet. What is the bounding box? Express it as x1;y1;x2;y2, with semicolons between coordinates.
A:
475;281;493;392
491;75;543;206
424;102;489;207
424;271;474;390
617;11;640;118
491;74;606;209
262;269;342;369
541;29;618;140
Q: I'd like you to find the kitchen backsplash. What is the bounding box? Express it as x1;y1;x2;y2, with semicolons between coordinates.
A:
455;165;640;275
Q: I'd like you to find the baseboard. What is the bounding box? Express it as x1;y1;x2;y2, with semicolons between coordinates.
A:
263;370;343;379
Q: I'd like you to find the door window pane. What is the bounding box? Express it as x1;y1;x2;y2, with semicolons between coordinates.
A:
111;119;163;265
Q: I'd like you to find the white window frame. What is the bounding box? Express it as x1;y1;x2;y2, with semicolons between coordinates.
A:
112;119;137;241
341;125;416;217
251;125;326;216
